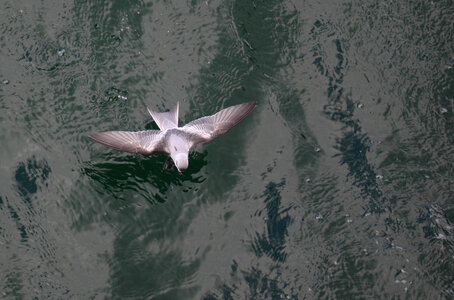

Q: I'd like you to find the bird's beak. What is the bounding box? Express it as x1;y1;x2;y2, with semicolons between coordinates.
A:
175;166;182;175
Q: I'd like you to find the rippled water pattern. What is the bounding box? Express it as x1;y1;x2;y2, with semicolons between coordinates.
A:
1;0;453;298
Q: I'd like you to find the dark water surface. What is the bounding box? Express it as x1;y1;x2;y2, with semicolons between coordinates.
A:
1;0;453;298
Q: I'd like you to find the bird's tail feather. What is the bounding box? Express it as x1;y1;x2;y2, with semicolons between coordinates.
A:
147;102;179;130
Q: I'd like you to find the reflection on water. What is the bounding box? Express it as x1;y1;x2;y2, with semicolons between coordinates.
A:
0;0;453;298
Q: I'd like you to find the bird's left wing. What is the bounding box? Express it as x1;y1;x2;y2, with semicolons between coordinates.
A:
89;130;166;154
181;102;256;147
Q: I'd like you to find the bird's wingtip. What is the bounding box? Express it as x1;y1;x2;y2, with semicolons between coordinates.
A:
245;101;257;112
88;132;103;143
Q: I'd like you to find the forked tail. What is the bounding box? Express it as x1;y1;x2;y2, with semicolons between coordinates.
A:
147;102;179;130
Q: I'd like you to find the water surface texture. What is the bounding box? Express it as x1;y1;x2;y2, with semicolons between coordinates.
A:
1;0;453;298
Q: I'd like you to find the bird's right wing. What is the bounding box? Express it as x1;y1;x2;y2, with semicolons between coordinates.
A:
182;102;256;147
89;130;166;154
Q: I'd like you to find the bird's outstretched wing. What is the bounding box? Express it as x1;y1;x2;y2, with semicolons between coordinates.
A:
182;102;256;147
147;102;179;131
89;130;165;154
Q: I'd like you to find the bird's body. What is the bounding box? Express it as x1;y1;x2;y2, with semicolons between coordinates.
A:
89;102;256;172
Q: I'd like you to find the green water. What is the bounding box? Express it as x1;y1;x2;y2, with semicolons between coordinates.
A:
1;0;453;298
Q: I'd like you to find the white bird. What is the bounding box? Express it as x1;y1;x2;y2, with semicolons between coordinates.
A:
89;102;257;172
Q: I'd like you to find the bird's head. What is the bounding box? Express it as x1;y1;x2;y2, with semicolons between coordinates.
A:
172;153;188;173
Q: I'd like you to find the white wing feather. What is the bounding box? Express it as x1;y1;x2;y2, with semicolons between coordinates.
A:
182;102;256;147
89;130;165;154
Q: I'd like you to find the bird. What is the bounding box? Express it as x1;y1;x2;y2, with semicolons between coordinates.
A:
89;101;257;173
